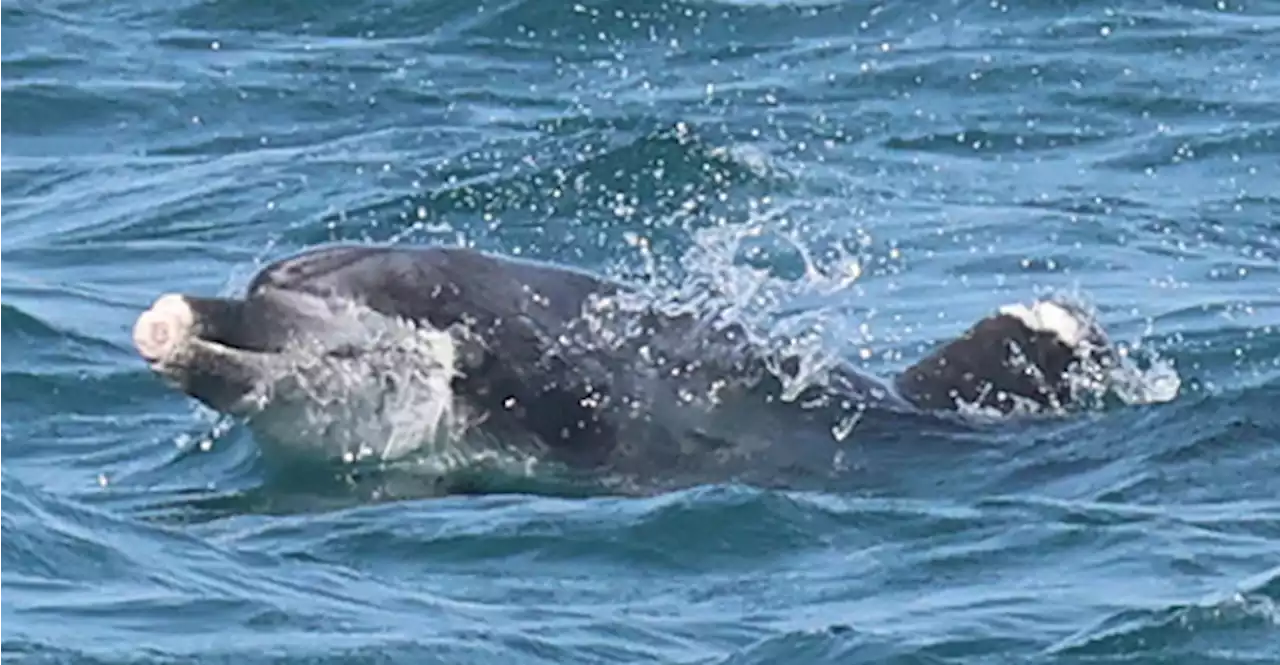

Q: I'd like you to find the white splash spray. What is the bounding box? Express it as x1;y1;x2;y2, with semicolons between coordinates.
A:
240;300;503;469
583;215;873;418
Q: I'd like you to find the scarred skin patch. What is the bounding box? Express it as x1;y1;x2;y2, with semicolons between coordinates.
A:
133;293;194;363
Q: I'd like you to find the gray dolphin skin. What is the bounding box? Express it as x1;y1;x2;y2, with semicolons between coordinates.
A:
132;244;1115;475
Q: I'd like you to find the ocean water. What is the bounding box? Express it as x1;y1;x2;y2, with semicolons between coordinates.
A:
3;0;1280;662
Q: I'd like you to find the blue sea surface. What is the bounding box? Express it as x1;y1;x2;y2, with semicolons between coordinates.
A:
3;0;1280;663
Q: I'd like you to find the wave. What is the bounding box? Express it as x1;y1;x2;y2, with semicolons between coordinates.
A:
1048;567;1280;659
1;474;484;664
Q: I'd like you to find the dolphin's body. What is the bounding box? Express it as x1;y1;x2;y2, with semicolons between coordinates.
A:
132;244;1115;484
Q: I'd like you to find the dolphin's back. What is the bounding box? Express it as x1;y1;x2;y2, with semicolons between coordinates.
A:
249;245;617;334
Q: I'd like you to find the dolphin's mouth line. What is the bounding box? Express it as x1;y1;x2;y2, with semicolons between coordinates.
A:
133;292;342;368
133;294;287;413
132;296;255;371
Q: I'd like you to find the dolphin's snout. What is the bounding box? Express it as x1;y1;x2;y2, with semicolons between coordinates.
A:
133;294;195;363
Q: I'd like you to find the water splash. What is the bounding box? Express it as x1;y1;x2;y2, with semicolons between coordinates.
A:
598;211;1183;422
1044;291;1184;411
241;302;475;466
593;214;873;410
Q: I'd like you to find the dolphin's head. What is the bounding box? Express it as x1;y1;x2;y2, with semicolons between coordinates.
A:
132;287;469;463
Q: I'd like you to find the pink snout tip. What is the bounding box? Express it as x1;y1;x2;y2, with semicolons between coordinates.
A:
133;294;194;363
